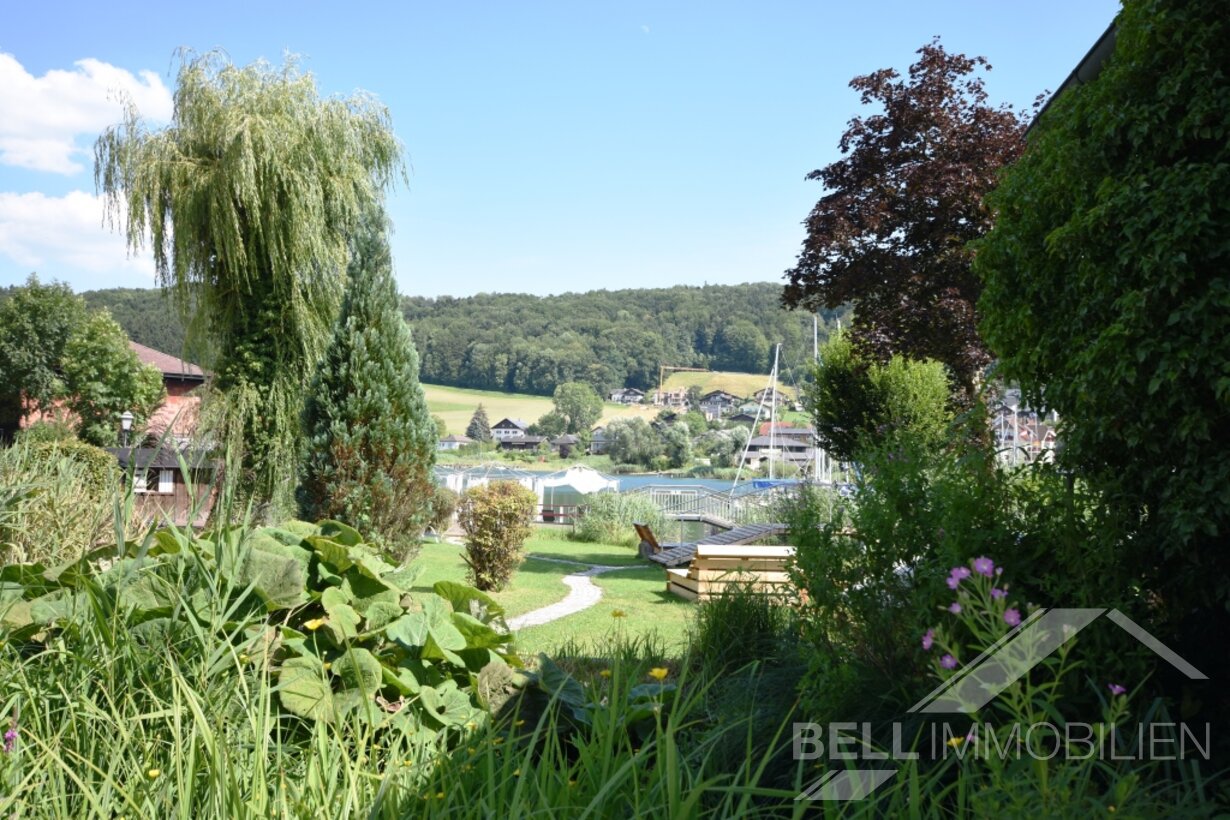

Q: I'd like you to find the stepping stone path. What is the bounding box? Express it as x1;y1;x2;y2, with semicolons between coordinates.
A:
505;555;629;630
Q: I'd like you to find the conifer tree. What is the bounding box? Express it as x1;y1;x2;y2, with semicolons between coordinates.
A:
297;212;435;558
466;404;492;442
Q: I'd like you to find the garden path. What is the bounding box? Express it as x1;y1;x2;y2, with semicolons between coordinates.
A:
505;555;628;629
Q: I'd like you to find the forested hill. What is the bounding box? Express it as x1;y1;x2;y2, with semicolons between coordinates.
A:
405;283;844;395
76;282;844;397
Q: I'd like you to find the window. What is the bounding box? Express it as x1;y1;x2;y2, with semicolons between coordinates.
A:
133;468;175;494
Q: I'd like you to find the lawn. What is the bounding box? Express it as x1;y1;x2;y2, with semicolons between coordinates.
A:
411;531;694;655
424;383;657;437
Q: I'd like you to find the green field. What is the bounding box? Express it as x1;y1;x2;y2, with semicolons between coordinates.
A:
424;383;657;436
660;370;797;401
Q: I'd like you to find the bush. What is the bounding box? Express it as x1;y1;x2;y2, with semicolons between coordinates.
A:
573;492;665;547
429;485;459;533
13;419;76;445
456;481;538;591
0;439;121;564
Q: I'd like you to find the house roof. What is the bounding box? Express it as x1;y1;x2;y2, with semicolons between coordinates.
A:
758;423;816;438
106;447;214;470
492;418;528;430
129;341;206;381
552;434;581;445
747;436;810;449
440;434;473;443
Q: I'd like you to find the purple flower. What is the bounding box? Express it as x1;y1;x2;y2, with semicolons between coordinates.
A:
940;654;958;670
948;602;962;614
973;557;995;577
3;727;15;754
922;629;935;651
1108;683;1127;697
991;588;1007;600
946;566;971;590
1004;608;1021;627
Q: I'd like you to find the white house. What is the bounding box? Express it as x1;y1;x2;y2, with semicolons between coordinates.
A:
491;418;529;441
437;434;474;451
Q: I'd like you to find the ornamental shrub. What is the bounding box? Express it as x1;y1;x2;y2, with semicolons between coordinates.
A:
429;485;459;533
456;481;538;591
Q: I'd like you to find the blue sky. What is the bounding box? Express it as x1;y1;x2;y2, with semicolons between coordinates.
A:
0;1;1119;298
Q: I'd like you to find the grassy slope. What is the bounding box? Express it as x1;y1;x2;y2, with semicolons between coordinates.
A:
411;533;693;655
423;383;657;436
661;370;797;401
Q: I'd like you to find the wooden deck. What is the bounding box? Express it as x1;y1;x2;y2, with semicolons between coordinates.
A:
664;544;797;602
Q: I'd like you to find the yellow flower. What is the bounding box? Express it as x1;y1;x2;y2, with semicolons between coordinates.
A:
492;737;504;746
323;662;332;671
238;653;250;664
435;791;445;799
599;669;612;679
147;768;161;779
648;667;669;682
514;719;526;727
304;617;327;631
513;768;521;777
947;736;965;748
611;609;627;619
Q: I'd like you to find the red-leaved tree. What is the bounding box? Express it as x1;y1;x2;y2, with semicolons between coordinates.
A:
783;40;1028;399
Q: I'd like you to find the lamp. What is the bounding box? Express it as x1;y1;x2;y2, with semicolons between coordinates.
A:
120;410;134;447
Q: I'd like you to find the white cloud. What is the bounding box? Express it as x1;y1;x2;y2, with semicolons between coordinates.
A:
0;190;154;283
0;53;173;175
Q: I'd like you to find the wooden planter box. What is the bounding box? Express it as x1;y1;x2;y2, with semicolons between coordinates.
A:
665;544;798;602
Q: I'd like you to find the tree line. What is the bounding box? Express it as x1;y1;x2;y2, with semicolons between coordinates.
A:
69;282;844;398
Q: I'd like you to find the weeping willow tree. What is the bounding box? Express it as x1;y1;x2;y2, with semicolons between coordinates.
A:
95;52;403;518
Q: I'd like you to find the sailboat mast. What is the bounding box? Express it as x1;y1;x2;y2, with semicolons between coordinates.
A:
769;343;780;481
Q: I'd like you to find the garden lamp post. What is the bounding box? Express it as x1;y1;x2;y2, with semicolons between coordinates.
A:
120;410;133;447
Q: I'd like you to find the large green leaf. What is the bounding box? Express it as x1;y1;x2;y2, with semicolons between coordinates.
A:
386;612;429;649
433;580;505;621
322;587;361;642
381;564;423;594
362;600;404;633
277;656;335;721
318;520;363;547
451;611;510;650
418;681;478;727
334;647;383;693
307;535;354;573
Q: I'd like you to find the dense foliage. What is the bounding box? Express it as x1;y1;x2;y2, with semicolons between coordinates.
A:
402;283;844;395
456;481;538;591
0;276;164;445
974;0;1230;641
297;215;436;560
0;276;86;438
60;309;165;446
803;331;952;461
0;439;121;564
96;52;403;518
783;40;1027;397
78;281;845;399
